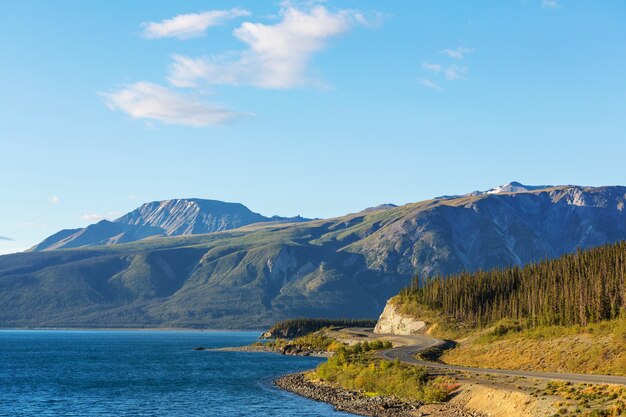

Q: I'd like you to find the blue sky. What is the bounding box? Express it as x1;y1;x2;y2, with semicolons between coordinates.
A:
1;0;626;253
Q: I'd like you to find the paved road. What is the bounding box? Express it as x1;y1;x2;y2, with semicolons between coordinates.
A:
343;328;626;386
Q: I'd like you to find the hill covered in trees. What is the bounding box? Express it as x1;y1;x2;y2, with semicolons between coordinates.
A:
261;318;377;339
392;241;626;376
398;241;626;328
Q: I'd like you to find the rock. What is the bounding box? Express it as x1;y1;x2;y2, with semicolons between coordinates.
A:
273;372;420;417
260;331;273;339
374;301;426;335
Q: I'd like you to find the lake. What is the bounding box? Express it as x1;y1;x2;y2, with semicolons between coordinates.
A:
0;330;355;416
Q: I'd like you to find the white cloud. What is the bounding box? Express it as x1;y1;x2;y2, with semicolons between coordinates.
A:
82;211;124;222
49;195;60;204
444;65;466;81
168;5;369;89
0;246;30;255
0;236;13;241
422;62;443;72
542;0;559;9
128;194;138;200
421;46;473;88
439;47;474;60
82;214;106;221
17;222;48;228
141;8;250;40
419;79;441;91
423;62;466;81
101;82;245;126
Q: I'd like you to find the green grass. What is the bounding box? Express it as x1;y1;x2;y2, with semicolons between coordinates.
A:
312;341;456;403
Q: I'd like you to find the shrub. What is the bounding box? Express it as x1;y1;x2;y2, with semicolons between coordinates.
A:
314;344;454;403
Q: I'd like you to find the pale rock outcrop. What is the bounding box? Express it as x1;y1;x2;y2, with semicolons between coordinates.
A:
374;300;425;335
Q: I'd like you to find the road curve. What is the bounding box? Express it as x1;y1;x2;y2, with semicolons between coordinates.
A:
344;328;626;386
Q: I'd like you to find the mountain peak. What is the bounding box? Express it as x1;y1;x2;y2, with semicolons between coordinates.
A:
29;198;311;251
437;182;555;200
361;203;398;213
483;181;553;195
115;198;265;236
457;181;554;198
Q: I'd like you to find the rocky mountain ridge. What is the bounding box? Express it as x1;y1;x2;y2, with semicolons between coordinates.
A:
2;182;626;328
30;198;308;251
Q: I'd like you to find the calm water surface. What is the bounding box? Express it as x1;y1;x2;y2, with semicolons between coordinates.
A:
0;330;355;417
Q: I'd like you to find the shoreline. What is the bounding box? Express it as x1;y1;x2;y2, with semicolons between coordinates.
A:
216;342;482;416
213;344;333;357
0;327;264;332
219;343;562;417
274;372;480;417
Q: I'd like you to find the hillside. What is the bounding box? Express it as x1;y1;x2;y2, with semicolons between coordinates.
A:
2;183;626;328
398;240;626;328
392;241;626;375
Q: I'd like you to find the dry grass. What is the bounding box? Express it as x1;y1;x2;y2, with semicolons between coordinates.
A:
542;381;626;416
441;319;626;376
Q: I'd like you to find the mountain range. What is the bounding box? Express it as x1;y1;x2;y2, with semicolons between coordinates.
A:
30;199;308;251
1;182;626;329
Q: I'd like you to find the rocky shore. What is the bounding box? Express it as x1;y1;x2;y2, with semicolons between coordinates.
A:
274;372;418;417
274;372;482;417
212;345;332;357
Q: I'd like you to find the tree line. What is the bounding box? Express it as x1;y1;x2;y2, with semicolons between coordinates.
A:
399;241;626;328
265;318;378;338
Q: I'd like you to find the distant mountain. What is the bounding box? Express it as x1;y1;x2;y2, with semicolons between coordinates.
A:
29;199;308;251
469;181;555;196
3;183;626;329
361;204;398;213
437;181;554;199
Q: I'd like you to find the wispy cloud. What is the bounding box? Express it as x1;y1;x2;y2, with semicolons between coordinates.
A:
420;46;473;89
422;62;443;72
542;0;559;9
49;195;60;204
168;5;371;89
141;8;250;40
81;211;123;222
443;65;466;81
0;236;13;241
82;214;106;221
439;47;474;60
17;222;48;228
419;79;442;91
0;246;30;255
423;62;466;81
101;82;246;126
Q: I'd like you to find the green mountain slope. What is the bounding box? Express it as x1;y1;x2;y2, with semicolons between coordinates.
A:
2;183;626;328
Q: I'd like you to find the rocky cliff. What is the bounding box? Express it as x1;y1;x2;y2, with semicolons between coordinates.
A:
373;300;426;335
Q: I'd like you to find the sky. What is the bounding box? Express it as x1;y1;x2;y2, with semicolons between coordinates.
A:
1;0;626;254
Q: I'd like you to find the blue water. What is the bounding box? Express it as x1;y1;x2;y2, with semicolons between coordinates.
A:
0;330;355;417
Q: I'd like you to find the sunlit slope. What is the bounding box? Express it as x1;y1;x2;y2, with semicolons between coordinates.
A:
2;184;626;328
